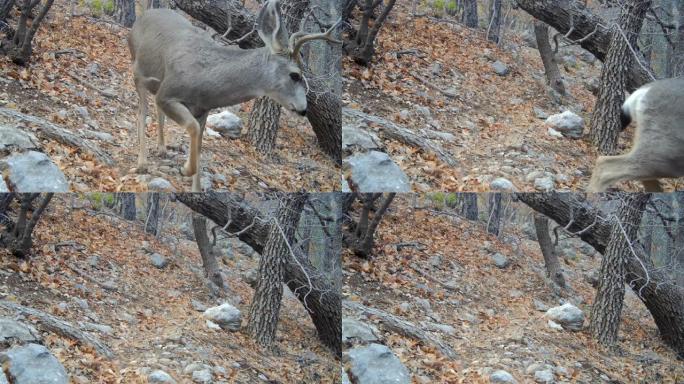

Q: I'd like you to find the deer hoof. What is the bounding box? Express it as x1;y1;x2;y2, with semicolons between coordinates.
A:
180;163;195;177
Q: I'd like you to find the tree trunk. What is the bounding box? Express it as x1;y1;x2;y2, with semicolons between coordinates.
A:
517;192;684;358
2;0;55;65
534;20;566;95
192;213;225;291
0;0;15;21
463;0;478;28
589;0;651;155
675;0;684;76
118;193;136;220
176;192;341;356
114;0;135;27
514;0;652;91
460;193;478;220
0;193;53;257
343;0;397;66
533;213;566;287
487;193;502;236
487;0;502;44
344;193;396;257
145;193;160;236
247;193;306;348
172;0;341;163
247;97;281;155
590;193;649;347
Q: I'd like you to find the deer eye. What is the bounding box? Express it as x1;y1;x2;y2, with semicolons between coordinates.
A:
290;72;302;82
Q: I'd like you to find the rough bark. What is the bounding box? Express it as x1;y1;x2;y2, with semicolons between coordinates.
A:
534;20;566;95
172;0;341;163
589;0;651;154
460;192;478;220
515;0;652;91
344;193;396;257
0;0;15;21
590;193;649;347
176;192;341;356
118;192;136;220
247;193;306;348
115;0;135;27
463;0;478;28
487;192;502;236
192;213;225;291
487;0;502;44
145;193;160;236
517;192;684;357
0;193;53;257
533;213;566;287
247;97;281;155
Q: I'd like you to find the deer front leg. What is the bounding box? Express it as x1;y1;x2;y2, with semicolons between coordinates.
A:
135;82;149;172
155;108;166;157
191;113;209;192
156;99;202;191
588;154;660;192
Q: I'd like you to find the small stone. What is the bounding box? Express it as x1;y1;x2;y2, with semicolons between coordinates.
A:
192;369;212;383
491;253;510;269
0;343;68;384
534;369;554;383
149;370;177;383
149;253;169;269
490;178;515;191
534;176;555;191
148;177;175;192
492;61;510;76
490;369;517;383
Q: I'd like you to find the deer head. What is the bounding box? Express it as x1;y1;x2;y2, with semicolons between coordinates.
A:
256;0;342;116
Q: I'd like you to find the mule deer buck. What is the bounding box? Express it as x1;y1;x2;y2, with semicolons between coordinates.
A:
588;78;684;192
128;0;341;191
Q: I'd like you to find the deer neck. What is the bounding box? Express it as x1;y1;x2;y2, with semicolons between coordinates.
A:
202;47;281;110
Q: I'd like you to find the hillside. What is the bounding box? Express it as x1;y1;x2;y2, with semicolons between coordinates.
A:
342;2;683;192
0;1;337;192
0;195;338;383
342;195;684;383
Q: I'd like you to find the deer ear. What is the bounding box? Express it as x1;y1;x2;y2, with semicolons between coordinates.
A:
257;0;289;54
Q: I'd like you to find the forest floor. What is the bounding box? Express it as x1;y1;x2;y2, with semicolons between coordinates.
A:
0;1;338;192
342;2;684;192
343;196;684;383
0;197;338;383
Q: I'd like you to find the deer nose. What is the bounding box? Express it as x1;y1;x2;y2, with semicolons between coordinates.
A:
297;109;307;117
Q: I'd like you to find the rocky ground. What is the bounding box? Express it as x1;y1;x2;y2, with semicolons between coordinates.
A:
342;2;684;192
0;1;338;192
0;197;338;383
342;196;684;383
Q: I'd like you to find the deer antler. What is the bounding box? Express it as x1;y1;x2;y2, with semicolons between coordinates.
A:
289;18;343;65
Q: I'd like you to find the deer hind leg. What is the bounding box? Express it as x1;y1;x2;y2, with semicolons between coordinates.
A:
156;99;202;190
191;113;209;192
134;78;149;171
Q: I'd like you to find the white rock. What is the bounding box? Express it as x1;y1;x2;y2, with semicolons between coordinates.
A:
546;303;584;331
203;303;241;331
490;370;517;383
149;370;177;383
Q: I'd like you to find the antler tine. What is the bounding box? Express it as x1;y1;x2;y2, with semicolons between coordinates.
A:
289;18;343;65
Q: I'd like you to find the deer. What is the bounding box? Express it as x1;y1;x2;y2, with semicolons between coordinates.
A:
128;0;342;191
587;77;684;192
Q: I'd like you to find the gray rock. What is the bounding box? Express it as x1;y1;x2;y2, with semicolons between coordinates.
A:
562;55;577;68
74;106;89;119
490;370;517;383
0;318;40;344
0;125;39;153
533;299;549;312
492;61;510;76
0;343;68;384
149;370;177;383
428;255;443;268
416;298;431;312
149;253;169;269
545;303;584;331
82;322;113;335
87;255;100;267
192;369;212;383
85;62;100;76
148;177;175;192
344;343;410;384
343;151;410;192
242;269;258;288
533;107;549;120
534;176;555;191
415;106;431;119
491;253;510;269
545;111;584;139
534;369;555;383
206;111;242;139
342;369;352;384
191;299;208;312
425;322;456;335
342;125;381;153
74;299;89;310
0;151;68;192
82;129;114;143
342;319;381;345
0;177;7;192
490;178;515;191
203;304;241;332
430;62;443;76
